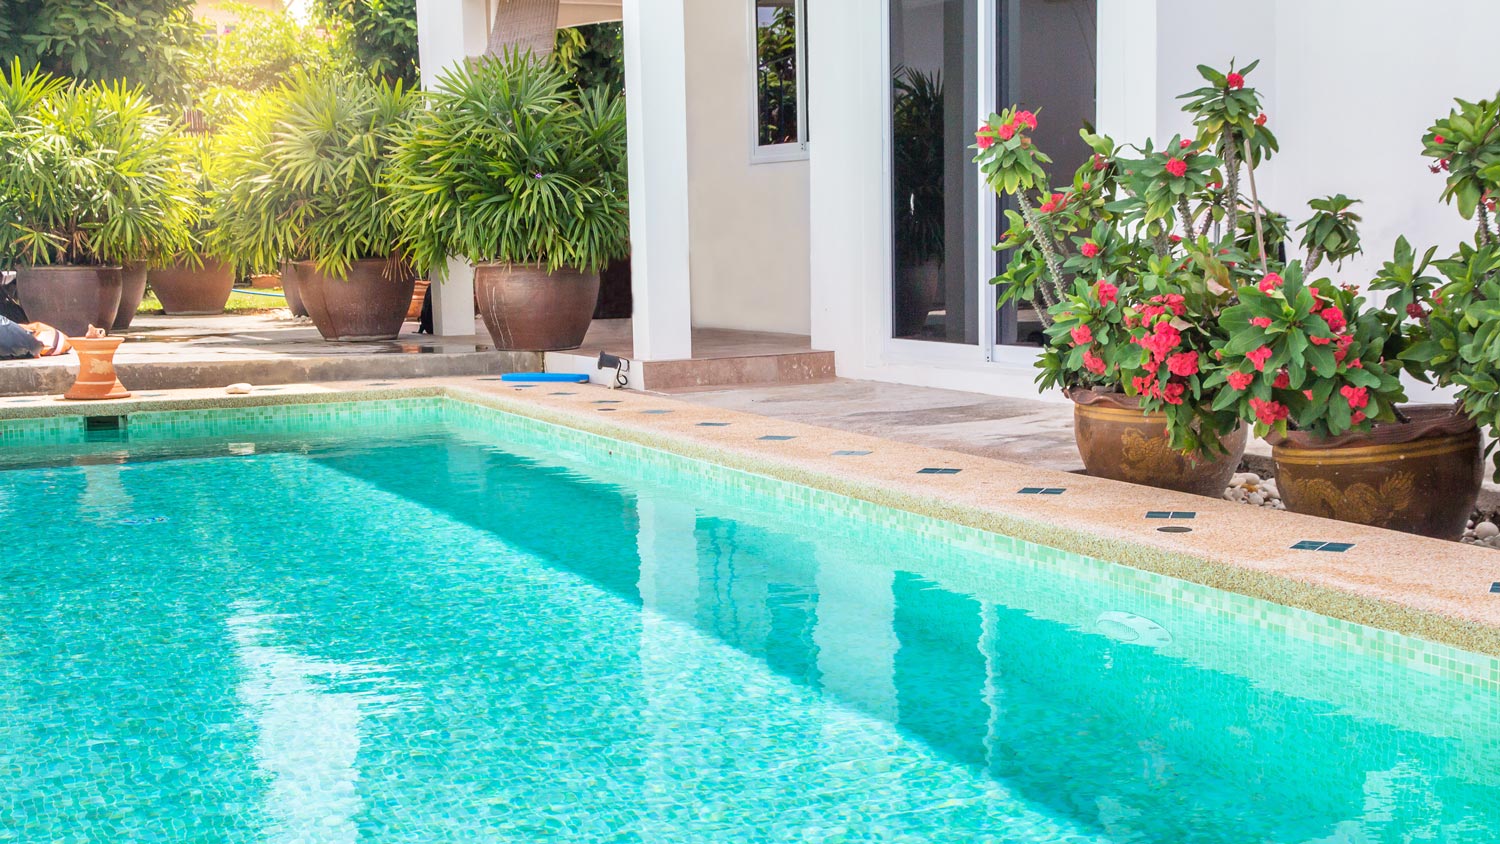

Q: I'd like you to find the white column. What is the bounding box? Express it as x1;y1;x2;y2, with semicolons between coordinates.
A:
415;0;489;337
621;0;693;361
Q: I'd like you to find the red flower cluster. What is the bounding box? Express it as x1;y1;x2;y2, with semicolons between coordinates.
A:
1166;351;1200;377
1080;241;1100;258
1257;273;1283;292
1082;349;1107;375
1340;385;1369;409
1226;72;1245;90
1226;371;1255;390
1164;158;1188;178
1434;134;1446;145
1139;294;1186;320
976;126;995;149
1095;280;1117;305
1178;139;1193;149
1249;397;1288;425
1255;112;1268;126
1246;346;1273;371
1250;317;1272;329
1038;192;1067;213
1273;370;1291;389
1319;307;1347;333
1406;302;1427;319
1137;321;1182;362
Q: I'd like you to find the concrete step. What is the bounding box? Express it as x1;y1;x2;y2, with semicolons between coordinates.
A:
543;348;835;392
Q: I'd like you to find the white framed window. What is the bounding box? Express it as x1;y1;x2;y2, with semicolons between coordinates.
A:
750;0;808;163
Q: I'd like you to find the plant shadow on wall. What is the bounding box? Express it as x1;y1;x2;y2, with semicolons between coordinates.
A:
974;61;1489;540
892;66;945;339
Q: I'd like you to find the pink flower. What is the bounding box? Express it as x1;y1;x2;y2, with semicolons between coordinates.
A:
1092;154;1107;171
1080;241;1101;258
1406;302;1427;319
1255;112;1267;126
1351;410;1367;424
1273;370;1290;389
976;128;995;149
1250;317;1273;329
1132;375;1160;399
1167;351;1200;377
1095;280;1118;305
1080;181;1092;190
1164;158;1188;178
1258;273;1284;292
1227;72;1245;90
1320;307;1347;333
1309;335;1334;346
1139;304;1167;320
1070;324;1094;346
1434;134;1446;145
998;122;1016;141
1139;321;1183;362
1179;138;1193;149
1226;370;1255;391
1015;110;1037;130
1168;234;1183;244
1249;398;1289;426
1348;358;1363;369
1340;385;1370;410
1162;294;1186;316
1246;346;1273;371
1082;349;1107;375
1161;382;1186;405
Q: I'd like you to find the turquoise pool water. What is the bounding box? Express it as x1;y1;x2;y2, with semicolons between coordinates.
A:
3;398;1499;842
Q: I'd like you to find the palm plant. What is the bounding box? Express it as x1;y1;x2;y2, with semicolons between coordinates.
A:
389;51;629;276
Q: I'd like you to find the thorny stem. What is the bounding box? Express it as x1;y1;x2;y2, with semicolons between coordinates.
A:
1016;192;1061;325
1222;135;1240;242
1478;204;1496;247
1242;137;1270;274
1177;196;1196;242
1306;246;1325;273
1151;231;1171;258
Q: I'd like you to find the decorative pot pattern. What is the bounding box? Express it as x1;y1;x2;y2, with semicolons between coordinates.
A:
1271;405;1481;540
295;257;416;341
112;262;149;330
64;336;130;401
1070;389;1247;497
14;266;122;338
149;259;235;315
474;264;600;351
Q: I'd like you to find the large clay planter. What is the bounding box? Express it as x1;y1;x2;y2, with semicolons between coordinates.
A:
111;262;149;330
14;265;122;338
149;259;235;315
1071;388;1248;497
281;261;308;317
474;263;600;351
295;257;416;341
1270;405;1481;540
64;336;130;400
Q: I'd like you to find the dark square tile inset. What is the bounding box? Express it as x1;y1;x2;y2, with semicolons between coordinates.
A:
696;422;731;427
549;391;577;396
641;409;674;415
1292;541;1355;552
1018;487;1067;496
592;400;622;405
917;467;961;475
1146;511;1197;520
832;450;872;457
596;408;617;413
1157;526;1193;534
1491;582;1500;594
758;435;796;441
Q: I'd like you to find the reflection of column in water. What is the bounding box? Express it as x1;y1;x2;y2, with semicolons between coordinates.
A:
227;600;379;844
78;460;133;526
812;548;897;722
634;493;704;839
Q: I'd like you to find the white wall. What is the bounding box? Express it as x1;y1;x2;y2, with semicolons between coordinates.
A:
683;0;812;336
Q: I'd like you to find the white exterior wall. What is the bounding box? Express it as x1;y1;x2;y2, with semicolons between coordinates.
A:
682;1;812;336
811;0;1500;401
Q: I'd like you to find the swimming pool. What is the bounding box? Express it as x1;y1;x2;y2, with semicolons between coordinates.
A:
3;397;1498;841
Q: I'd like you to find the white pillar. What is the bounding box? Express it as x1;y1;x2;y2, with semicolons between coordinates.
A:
415;0;489;337
621;0;693;361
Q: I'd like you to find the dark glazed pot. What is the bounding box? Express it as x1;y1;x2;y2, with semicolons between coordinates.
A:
112;261;149;330
474;263;599;351
295;257;415;341
1270;405;1481;540
14;265;122;337
1070;388;1248;497
149;259;235;315
281;261;308;317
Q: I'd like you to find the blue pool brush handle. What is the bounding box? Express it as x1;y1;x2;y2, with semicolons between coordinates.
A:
500;373;591;383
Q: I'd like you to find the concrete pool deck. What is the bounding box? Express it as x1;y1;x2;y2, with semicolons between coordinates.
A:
4;376;1499;666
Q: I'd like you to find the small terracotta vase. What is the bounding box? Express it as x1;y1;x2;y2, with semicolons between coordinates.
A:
64;336;131;401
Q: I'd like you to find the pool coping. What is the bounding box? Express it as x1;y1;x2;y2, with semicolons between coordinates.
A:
4;378;1500;659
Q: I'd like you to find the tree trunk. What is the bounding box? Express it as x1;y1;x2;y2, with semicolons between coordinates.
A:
486;0;561;59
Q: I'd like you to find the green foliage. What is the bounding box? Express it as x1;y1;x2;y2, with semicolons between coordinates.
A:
315;0;418;87
1178;59;1278;166
0;64;195;268
753;6;798;145
0;0;199;104
893;67;945;264
389;52;630;276
189;2;336;94
555;23;624;96
212;70;417;277
1423;95;1500;221
1296;194;1363;270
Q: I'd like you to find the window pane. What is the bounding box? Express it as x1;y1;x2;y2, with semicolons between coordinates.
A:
891;0;979;344
755;0;799;146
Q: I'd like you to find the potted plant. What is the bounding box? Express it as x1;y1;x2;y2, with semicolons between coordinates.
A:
0;66;194;336
217;71;417;340
148;129;238;316
390;51;629;351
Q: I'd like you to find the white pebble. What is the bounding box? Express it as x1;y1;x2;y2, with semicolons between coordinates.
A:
1475;521;1499;540
1247;492;1265;506
225;383;253;395
1231;472;1261;487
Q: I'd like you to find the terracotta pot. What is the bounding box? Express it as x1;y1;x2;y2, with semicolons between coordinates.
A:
408;279;431;321
474;263;600;351
14;265;122;338
64;336;130;401
1270;405;1481;540
295;257;416;341
281;261;308;317
111;262;149;330
149;259;235;315
1070;388;1248;497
